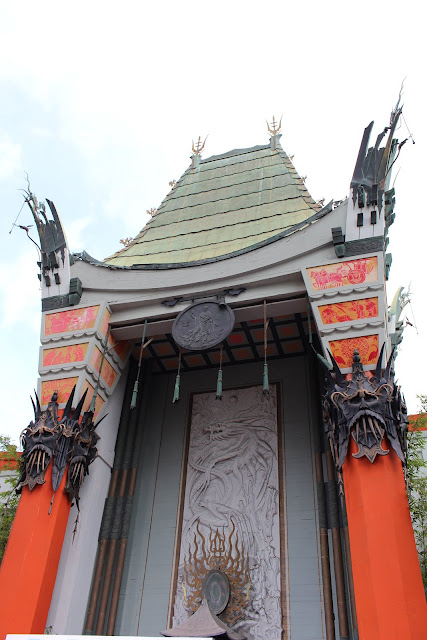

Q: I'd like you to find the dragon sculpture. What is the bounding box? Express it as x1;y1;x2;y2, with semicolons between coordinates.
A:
18;386;101;508
322;345;408;470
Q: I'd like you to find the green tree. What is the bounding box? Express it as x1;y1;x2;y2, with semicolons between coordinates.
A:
406;397;427;595
0;435;21;564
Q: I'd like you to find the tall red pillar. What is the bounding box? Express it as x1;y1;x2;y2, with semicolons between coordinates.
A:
343;438;427;639
0;465;70;640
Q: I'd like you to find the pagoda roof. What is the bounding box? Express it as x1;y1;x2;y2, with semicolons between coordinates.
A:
105;139;322;268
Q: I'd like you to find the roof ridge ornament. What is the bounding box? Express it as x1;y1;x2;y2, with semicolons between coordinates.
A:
267;115;282;150
191;135;207;167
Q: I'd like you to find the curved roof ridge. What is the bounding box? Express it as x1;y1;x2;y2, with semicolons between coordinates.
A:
202;143;270;163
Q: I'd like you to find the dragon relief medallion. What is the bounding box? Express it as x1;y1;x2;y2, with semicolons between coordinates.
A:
172;301;235;351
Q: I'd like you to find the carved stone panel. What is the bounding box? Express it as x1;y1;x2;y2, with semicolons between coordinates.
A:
172;301;235;351
172;385;283;640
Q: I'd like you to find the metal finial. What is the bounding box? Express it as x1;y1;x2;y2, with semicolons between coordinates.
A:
192;136;207;156
266;115;282;137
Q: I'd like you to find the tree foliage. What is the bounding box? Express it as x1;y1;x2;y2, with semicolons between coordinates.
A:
406;396;427;595
0;435;21;564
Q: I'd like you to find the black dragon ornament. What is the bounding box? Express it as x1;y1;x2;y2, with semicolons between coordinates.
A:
322;345;408;470
18;386;102;508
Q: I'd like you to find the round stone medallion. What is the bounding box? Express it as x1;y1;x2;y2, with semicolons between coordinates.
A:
172;301;235;351
202;569;230;614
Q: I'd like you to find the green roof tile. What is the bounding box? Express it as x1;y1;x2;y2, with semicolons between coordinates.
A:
105;140;320;267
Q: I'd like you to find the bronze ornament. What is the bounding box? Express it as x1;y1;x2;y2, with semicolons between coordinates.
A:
19;386;101;507
19;393;59;491
203;569;230;614
172;301;235;351
181;519;250;628
65;407;100;508
322;345;408;469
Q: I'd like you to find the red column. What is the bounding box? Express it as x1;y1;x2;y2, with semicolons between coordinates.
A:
0;465;70;640
343;438;427;639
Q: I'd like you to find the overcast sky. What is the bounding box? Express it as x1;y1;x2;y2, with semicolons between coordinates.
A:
0;1;424;445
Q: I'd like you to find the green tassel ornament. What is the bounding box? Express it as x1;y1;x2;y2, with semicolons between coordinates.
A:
216;369;223;400
263;362;269;395
131;319;147;410
130;380;139;410
262;300;270;395
172;351;182;403
172;374;180;403
216;344;223;400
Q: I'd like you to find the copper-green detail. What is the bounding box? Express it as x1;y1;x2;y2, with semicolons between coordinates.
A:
105;142;320;267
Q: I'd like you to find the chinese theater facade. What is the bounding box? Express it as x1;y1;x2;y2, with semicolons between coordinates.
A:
1;111;426;640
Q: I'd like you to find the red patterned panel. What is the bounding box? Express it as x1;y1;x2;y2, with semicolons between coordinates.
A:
45;306;100;335
185;354;206;368
251;328;268;343
277;324;299;339
318;298;379;324
283;340;303;354
91;347;117;387
228;332;246;345
163;357;179;370
154;342;176;357
307;257;378;290
329;335;379;368
209;351;230;365
82;380;105;420
41;377;79;405
43;343;88;366
100;308;111;337
231;347;253;361
113;341;130;361
256;344;278;358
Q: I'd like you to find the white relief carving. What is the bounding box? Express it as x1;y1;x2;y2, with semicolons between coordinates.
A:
173;386;282;640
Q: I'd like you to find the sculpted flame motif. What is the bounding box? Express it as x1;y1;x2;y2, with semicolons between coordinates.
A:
322;345;408;469
183;519;250;626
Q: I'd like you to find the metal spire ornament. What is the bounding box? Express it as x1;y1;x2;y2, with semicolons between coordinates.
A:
263;300;270;395
192;135;207;156
172;350;182;403
216;344;223;400
266;115;282;137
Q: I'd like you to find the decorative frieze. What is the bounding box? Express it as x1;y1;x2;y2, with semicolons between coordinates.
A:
303;253;386;373
39;303;130;412
90;346;118;388
44;305;100;336
41;377;79;405
318;297;379;325
43;343;89;367
306;257;378;292
329;334;379;368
